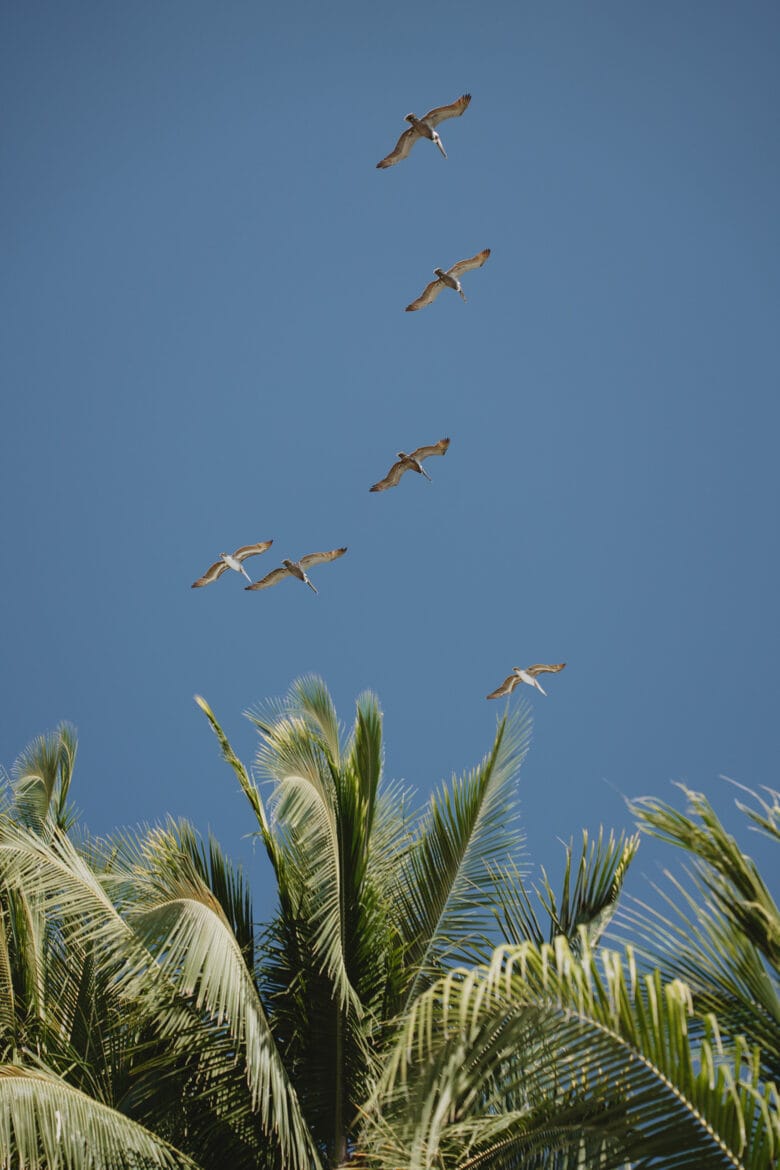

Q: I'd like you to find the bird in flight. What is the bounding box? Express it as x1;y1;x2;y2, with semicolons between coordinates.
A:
406;249;490;311
486;663;566;699
245;548;347;595
192;541;273;588
377;93;471;168
370;438;450;492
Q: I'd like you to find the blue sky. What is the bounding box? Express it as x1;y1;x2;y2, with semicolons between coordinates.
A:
2;1;779;911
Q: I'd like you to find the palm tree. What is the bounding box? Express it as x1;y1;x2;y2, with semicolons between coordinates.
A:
0;680;542;1167
196;675;537;1165
0;681;777;1168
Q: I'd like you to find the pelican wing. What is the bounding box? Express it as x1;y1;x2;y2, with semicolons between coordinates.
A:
405;278;445;312
370;459;409;492
422;93;472;128
191;560;228;588
233;540;273;562
410;437;450;462
525;663;567;677
376;126;420;169
299;548;348;569
486;674;520;700
447;249;491;279
245;566;292;592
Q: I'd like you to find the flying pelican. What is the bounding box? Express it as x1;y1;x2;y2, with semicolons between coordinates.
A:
245;548;347;595
377;93;471;169
192;541;273;588
370;438;450;492
405;249;490;311
486;663;567;699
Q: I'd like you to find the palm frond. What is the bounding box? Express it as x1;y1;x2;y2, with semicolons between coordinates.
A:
346;692;384;835
247;676;343;782
9;724;78;833
0;820;134;974
618;881;780;1082
396;708;532;996
364;935;780;1170
0;903;15;1044
494;829;639;949
631;784;780;971
194;695;274;849
0;1062;198;1169
618;783;780;1082
270;772;361;1015
731;782;780;843
132;820;256;968
128;849;319;1170
289;675;343;764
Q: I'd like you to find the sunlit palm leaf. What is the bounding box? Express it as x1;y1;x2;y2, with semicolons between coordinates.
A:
619;882;780;1082
364;935;780;1170
0;1063;197;1169
0;821;135;977
129;859;319;1170
9;724;78;833
397;709;532;996
270;772;362;1015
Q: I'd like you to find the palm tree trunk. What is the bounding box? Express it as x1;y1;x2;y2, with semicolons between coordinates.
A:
332;1000;347;1165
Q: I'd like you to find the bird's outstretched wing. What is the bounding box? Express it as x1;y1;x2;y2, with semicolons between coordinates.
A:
234;540;273;562
422;93;472;128
370;460;408;492
410;437;450;462
300;548;348;569
526;662;566;677
486;674;519;700
376;126;419;169
192;560;228;588
245;566;291;592
448;249;491;279
405;278;445;312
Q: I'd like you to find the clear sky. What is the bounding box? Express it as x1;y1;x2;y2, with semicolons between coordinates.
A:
2;1;779;911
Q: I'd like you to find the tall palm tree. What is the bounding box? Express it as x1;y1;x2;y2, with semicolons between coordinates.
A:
196;675;536;1165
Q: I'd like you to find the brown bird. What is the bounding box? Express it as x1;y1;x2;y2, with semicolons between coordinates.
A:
245;548;347;595
405;249;490;311
377;93;471;168
370;438;450;492
192;541;273;588
486;663;567;699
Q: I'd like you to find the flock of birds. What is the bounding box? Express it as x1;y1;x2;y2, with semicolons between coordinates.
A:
192;94;565;701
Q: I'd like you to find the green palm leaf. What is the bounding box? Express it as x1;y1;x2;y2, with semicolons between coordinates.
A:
396;708;532;996
0;1063;198;1169
631;784;780;971
127;830;319;1170
494;828;639;949
7;724;78;833
619;783;780;1082
365;935;779;1170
